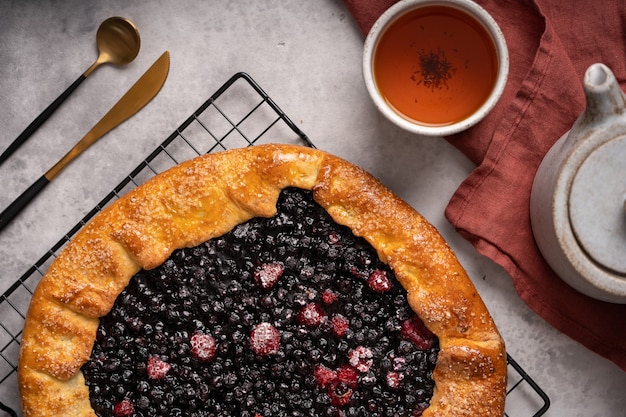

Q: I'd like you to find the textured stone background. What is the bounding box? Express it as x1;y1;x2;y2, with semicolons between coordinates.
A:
0;1;624;416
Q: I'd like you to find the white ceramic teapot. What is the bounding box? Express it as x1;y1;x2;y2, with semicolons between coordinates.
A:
530;63;626;303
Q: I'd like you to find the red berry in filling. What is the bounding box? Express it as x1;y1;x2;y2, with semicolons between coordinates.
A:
386;371;404;389
314;364;337;388
367;269;392;293
113;399;134;416
250;322;281;356
393;356;407;370
401;315;435;350
329;386;354;407
337;364;359;388
315;364;357;407
254;262;284;289
331;314;350;337
328;231;341;244
147;356;170;380
322;289;338;304
190;332;217;361
348;346;373;372
297;303;325;327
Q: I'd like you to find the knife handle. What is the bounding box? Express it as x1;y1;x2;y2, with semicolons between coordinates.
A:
0;75;86;166
0;175;50;232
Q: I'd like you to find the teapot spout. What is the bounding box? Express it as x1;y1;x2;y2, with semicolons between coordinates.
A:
576;63;626;127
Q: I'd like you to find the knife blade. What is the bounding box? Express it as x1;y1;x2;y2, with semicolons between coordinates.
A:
0;50;170;232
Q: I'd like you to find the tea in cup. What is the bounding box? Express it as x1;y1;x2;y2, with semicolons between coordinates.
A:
363;0;509;136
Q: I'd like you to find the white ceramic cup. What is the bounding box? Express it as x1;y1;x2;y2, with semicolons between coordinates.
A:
363;0;509;136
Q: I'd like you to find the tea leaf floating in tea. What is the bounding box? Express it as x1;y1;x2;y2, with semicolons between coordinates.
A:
412;48;456;91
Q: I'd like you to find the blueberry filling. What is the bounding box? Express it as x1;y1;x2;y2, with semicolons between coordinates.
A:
82;188;439;417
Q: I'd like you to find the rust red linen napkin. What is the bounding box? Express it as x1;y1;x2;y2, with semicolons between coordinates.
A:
342;0;626;371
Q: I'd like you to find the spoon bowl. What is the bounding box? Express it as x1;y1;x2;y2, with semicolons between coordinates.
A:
85;17;141;76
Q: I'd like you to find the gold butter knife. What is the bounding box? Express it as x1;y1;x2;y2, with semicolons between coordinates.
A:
0;50;170;232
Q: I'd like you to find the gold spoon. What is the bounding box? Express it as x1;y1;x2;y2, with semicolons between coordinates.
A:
0;16;141;165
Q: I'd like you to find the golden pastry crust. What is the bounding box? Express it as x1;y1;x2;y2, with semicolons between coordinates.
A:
18;144;506;417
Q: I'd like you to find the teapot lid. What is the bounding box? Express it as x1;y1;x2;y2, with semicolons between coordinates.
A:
569;135;626;274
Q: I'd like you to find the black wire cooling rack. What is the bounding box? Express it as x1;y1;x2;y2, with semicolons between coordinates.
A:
0;72;549;417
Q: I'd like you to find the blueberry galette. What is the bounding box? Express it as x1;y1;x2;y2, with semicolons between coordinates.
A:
18;144;506;416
